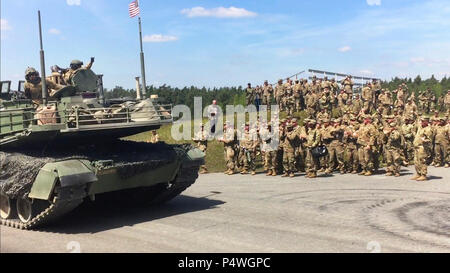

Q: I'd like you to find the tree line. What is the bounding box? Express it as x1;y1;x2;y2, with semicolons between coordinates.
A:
104;75;450;110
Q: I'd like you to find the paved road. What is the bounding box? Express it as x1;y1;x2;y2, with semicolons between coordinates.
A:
1;166;449;253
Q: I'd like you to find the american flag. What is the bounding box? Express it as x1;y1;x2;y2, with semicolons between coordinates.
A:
129;0;140;18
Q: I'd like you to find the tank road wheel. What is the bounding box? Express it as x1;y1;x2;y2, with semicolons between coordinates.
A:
16;197;49;223
0;192;15;219
17;197;34;223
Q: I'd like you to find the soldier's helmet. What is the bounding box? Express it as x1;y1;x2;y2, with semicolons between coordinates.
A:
25;67;40;83
70;59;83;70
25;67;39;77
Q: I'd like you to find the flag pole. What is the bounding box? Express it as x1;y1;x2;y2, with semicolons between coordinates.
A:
137;0;146;99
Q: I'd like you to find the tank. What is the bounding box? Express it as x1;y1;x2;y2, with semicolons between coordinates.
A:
0;68;205;229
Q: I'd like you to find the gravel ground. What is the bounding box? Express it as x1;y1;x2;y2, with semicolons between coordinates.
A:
1;166;449;253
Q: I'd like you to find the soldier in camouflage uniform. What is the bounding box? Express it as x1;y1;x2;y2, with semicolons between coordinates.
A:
401;116;417;164
379;89;393;116
343;116;360;173
429;90;436;112
394;86;406;111
336;90;347;117
352;94;364;115
444;90;450;114
321;76;331;91
305;90;318;118
283;88;296;116
55;58;94;84
319;86;333;114
384;121;403;177
219;123;238;175
319;119;332;173
304;119;321;178
432;117;449;167
310;77;321;94
361;83;374;113
418;91;429;114
293;79;303;112
239;124;258;175
282;79;293;111
316;108;330;124
148;130;160;144
274;79;285;111
260;123;278;176
325;118;345;174
293;118;306;172
341;99;353;122
281;123;298;177
411;117;434;181
262;80;273;105
404;98;418;120
341;75;354;96
330;78;339;95
356;116;378;176
437;94;445;112
24;67;65;105
193;124;209;174
246;83;255;106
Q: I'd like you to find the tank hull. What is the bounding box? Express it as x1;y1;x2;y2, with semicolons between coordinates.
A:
0;142;204;229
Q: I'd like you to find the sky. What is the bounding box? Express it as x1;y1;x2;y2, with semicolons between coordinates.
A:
1;0;450;89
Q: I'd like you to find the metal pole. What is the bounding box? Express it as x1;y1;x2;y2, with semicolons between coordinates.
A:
97;74;105;105
38;11;48;105
138;6;147;100
135;76;142;100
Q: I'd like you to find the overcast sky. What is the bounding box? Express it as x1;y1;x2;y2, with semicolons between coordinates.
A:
1;0;450;89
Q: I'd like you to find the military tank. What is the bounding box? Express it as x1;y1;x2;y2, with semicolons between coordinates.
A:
0;17;204;230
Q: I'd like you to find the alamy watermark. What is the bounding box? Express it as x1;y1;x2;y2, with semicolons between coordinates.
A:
171;97;281;149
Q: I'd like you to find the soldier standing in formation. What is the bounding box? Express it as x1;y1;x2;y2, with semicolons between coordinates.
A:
384;121;403;177
432;117;449;168
304;119;321;178
411;117;433;181
218;123;238;175
193;123;209;174
239;124;258;175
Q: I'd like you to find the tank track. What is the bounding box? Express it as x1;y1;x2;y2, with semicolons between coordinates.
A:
1;185;86;230
149;165;200;205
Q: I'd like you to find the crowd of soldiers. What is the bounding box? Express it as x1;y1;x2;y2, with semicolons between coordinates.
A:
200;76;450;181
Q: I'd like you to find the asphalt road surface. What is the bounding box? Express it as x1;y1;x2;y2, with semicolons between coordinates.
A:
1;166;449;253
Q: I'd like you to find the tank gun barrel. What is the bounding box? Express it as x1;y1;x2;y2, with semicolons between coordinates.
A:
38;10;48;105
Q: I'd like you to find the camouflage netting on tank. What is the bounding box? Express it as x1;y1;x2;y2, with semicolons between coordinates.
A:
0;152;54;199
0;140;186;198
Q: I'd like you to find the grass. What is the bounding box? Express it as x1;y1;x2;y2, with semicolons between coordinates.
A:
126;118;227;173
